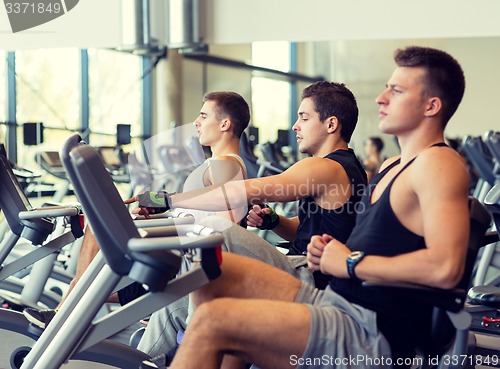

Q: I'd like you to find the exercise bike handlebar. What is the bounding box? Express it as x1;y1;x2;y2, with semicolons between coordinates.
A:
138;223;214;238
133;214;194;229
18;204;81;220
128;233;223;252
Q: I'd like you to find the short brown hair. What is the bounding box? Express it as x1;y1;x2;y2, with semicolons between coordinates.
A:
203;91;250;138
301;81;359;143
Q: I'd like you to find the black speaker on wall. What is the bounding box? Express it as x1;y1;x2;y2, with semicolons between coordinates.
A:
276;129;290;147
23;122;44;146
248;126;259;148
117;124;131;145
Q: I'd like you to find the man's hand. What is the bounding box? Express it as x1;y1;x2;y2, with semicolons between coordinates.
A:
124;191;170;218
307;234;352;278
306;234;332;271
320;238;352;278
246;204;280;230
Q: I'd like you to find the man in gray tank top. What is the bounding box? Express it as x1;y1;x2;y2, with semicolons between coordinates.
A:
23;91;250;333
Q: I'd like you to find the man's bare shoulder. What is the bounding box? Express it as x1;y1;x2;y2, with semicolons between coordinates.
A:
289;156;345;174
411;146;469;192
205;155;246;184
209;155;244;171
379;155;401;172
211;155;240;163
279;156;347;185
415;145;467;171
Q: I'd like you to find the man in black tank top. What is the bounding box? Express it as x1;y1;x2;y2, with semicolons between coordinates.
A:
124;82;366;358
152;81;367;291
168;47;470;369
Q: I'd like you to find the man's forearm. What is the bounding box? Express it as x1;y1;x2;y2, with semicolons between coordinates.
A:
170;181;249;211
271;216;299;241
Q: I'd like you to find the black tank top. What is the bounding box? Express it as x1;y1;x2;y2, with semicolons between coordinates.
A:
288;149;367;288
330;142;448;361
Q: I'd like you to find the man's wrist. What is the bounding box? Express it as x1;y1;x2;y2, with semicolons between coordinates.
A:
346;251;366;279
258;204;280;230
137;191;171;213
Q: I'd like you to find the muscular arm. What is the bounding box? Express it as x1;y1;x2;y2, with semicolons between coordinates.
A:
317;148;470;289
271;216;300;241
170;157;343;212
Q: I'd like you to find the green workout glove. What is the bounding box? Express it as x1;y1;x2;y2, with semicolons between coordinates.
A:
137;191;171;214
257;204;280;230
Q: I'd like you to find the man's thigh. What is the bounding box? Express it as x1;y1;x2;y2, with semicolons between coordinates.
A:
200;216;314;286
295;284;392;369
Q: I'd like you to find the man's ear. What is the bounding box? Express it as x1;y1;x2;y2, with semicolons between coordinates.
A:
424;97;442;118
220;118;231;132
326;116;339;134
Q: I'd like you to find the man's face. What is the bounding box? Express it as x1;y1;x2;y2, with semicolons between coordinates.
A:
193;100;223;146
292;97;327;155
364;139;375;157
375;66;429;136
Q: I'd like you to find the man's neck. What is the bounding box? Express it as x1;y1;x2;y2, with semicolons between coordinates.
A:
211;138;240;158
397;129;445;164
314;140;349;158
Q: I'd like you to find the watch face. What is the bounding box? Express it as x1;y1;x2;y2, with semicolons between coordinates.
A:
349;251;364;260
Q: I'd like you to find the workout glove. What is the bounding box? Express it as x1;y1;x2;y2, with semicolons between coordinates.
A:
137;191;171;214
257;204;280;230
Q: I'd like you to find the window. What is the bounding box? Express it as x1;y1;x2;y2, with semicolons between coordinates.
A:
251;77;291;145
252;41;291;71
15;48;80;166
88;49;142;147
251;42;291;146
15;48;80;130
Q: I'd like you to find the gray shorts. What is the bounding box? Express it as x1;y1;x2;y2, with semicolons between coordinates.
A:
295;283;392;369
138;217;315;357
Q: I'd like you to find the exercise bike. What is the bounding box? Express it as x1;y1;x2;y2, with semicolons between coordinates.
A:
15;135;223;368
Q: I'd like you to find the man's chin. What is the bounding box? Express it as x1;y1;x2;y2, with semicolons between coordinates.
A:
378;122;392;135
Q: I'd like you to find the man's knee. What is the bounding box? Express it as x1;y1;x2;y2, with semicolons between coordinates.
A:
81;226;101;255
189;299;234;337
188;300;220;335
83;224;94;238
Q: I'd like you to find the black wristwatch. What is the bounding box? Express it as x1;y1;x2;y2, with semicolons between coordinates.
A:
346;251;366;279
